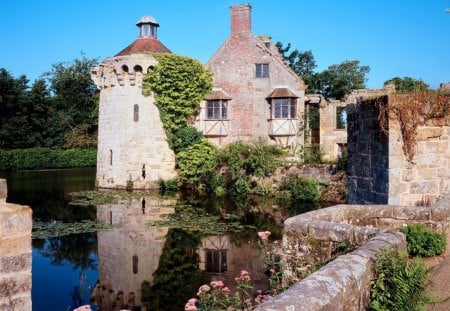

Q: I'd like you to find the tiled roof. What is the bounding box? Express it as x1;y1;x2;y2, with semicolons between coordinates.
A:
205;89;232;100
267;87;298;98
115;38;171;56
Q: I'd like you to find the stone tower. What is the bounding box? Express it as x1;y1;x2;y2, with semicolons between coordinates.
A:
91;15;176;189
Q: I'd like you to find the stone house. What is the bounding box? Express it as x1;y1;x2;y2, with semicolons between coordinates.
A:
194;4;307;148
91;16;176;189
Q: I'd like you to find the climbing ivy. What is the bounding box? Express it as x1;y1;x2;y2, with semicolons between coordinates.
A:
142;53;213;138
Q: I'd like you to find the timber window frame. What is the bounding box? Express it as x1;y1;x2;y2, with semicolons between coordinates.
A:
271;98;297;119
206;100;228;120
255;63;269;78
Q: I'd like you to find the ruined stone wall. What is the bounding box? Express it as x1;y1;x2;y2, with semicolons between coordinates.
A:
92;54;176;190
347;99;389;204
255;195;450;311
348;94;450;205
320;99;348;161
0;179;32;310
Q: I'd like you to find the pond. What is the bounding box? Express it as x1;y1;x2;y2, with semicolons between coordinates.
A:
1;168;280;311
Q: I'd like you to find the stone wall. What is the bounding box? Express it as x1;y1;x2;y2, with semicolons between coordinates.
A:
320;99;348;161
255;195;450;310
348;94;450;205
92;54;176;190
0;179;32;311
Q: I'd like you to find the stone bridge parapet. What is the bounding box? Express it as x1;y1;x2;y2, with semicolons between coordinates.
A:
255;194;450;311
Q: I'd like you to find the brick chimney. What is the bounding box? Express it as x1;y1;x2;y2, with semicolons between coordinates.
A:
231;4;252;36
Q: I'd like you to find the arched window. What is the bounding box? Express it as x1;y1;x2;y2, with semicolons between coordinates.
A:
109;149;113;165
132;255;138;274
121;65;129;73
134;104;139;122
134;65;143;73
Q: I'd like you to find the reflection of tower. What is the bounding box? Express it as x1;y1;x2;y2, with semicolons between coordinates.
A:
198;235;268;293
93;196;175;310
91;15;176;190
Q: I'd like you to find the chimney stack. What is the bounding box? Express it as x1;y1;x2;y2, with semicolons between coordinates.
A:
231;4;252;36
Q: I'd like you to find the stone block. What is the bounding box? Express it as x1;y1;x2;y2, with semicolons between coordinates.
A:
309;221;354;243
353;227;380;245
392;206;430;220
0;253;31;274
0;274;31;301
416;127;442;141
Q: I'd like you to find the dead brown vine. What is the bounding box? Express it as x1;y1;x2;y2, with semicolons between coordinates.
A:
375;91;449;161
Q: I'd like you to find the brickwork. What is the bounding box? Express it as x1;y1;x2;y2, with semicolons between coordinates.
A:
0;179;32;311
195;4;306;148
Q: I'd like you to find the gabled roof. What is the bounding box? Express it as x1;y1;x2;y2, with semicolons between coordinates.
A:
205;89;232;100
115;38;171;56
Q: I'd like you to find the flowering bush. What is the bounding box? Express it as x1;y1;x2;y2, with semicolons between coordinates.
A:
185;270;253;311
257;231;314;295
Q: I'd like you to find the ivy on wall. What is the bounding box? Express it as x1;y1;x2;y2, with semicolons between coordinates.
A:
142;53;213;138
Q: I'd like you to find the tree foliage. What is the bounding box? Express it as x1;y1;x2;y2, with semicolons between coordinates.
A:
275;42;317;87
0;54;99;150
314;60;370;100
143;53;213;136
276;42;370;100
384;77;429;93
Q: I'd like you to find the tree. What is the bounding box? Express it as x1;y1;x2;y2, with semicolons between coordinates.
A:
275;42;317;87
314;60;370;100
45;54;99;148
384;77;429;93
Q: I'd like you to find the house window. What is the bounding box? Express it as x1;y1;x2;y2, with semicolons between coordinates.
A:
134;104;139;122
336;106;347;129
206;100;228;120
132;255;138;274
255;63;269;78
109;149;113;166
272;98;296;119
205;249;227;273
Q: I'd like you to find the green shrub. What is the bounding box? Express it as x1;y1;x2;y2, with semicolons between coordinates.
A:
277;175;321;213
0;148;96;170
170;126;203;154
176;139;219;188
126;179;134;192
400;224;447;257
299;144;324;164
370;248;430;311
157;178;178;194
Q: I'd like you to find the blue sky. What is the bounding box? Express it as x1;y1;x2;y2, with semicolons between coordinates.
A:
1;0;449;89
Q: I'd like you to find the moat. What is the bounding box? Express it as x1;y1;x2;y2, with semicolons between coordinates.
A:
1;168;277;311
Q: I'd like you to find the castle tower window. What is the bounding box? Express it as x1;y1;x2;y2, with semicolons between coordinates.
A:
134;104;139;122
109;149;113;165
132;255;138;274
137;16;159;39
255;63;269;78
122;65;129;73
206;100;228;120
134;65;142;73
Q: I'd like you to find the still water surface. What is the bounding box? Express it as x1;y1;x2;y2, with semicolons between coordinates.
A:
1;168;271;311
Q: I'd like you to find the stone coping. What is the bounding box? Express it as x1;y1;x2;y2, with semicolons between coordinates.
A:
255;194;450;311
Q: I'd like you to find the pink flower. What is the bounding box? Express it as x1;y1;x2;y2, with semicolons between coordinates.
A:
222;287;230;293
210;280;224;288
235;270;251;282
296;251;305;257
185;298;198;310
298;266;309;272
185;305;197;311
197;284;211;296
73;306;91;311
257;231;271;241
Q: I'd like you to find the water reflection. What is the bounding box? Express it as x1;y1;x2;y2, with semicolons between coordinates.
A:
94;196;268;311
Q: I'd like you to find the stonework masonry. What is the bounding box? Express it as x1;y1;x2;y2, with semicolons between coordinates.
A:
255;194;450;310
347;92;450;205
92;54;176;190
0;179;32;311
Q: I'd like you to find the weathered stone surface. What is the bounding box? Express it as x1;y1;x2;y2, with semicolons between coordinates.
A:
0;180;6;203
309;221;354;243
0;253;31;274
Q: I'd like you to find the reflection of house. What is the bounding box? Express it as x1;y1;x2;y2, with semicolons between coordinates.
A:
198;235;268;293
92;197;175;310
195;4;307;148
